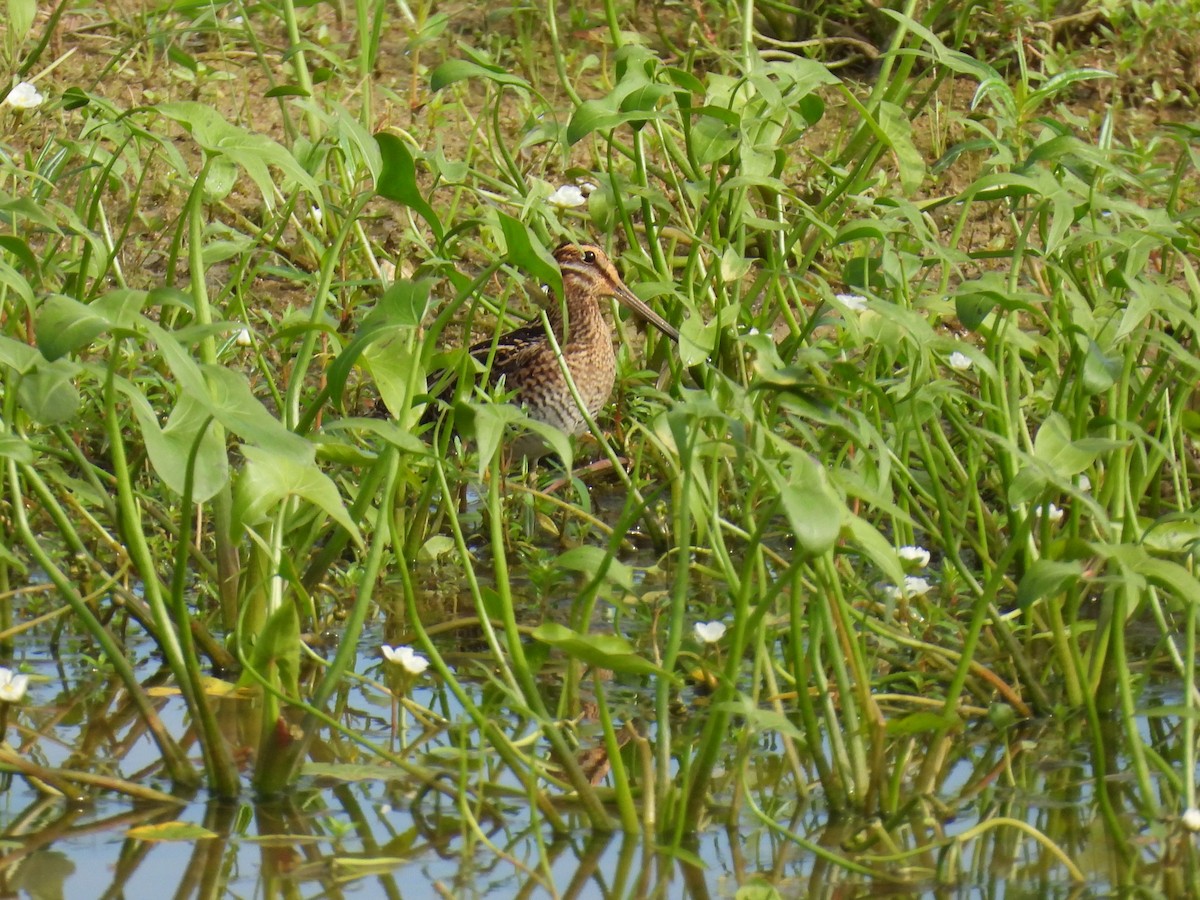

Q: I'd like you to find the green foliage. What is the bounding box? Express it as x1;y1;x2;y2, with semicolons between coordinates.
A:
0;0;1199;893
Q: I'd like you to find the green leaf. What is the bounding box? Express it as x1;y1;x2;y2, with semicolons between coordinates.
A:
496;212;559;293
373;133;444;243
532;623;670;678
248;600;301;696
235;445;362;546
128;822;217;842
886;711;961;736
689;107;741;166
264;84;310;98
17;360;80;424
1017;559;1084;611
877;101;925;195
7;0;36;42
201;364;314;459
567;99;624;145
469;401;521;476
1081;340;1118;394
843;516;905;587
328;280;431;415
38;289;154;360
763;446;843;556
121;385;228;501
429;59;531;92
711;699;805;740
1032;412;1126;480
157;102;320;203
555;546;633;591
0;436;34;465
0;236;38;278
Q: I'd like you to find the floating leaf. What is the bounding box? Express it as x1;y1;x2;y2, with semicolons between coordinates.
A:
128;822;218;842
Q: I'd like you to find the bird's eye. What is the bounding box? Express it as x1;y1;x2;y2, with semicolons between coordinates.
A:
583;250;596;264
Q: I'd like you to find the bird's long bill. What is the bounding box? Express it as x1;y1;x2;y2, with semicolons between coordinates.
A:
612;282;679;342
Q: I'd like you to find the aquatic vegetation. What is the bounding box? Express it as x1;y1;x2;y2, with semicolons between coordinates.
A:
0;0;1196;894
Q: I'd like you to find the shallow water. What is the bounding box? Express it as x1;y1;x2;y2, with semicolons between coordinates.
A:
0;620;1161;898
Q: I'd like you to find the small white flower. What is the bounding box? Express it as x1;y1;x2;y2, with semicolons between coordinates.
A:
1183;808;1200;832
948;351;973;371
1077;474;1091;491
694;621;727;644
234;328;252;346
308;205;323;224
382;645;429;675
898;545;931;568
835;293;868;312
0;667;29;702
548;184;587;208
1040;503;1064;523
884;576;932;600
5;82;43;110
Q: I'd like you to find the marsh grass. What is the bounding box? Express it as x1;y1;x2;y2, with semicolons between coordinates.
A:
0;0;1198;892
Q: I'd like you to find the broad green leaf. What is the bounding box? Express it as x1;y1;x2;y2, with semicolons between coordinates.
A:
711;699;805;740
37;294;115;360
121;385;228;501
328;279;431;415
1133;556;1200;607
37;289;150;360
200;364;312;459
764;448;843;556
0;436;33;465
429;59;531;92
1017;559;1084;611
0;335;40;373
519;417;573;471
157;102;320;203
1032;412;1126;480
0;236;38;278
0;259;35;316
469;402;522;477
567;99;626;145
236;445;362;546
374;133;444;242
496;212;559;295
247;600;301;695
843;516;905;587
532;623;670;678
1081;340;1117;394
17;360;80;424
555;546;633;591
689;107;740;166
877;101;925;195
7;0;36;42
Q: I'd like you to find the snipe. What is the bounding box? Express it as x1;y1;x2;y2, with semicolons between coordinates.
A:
431;242;678;437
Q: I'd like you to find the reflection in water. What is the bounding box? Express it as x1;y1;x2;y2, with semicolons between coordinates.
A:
0;632;1184;897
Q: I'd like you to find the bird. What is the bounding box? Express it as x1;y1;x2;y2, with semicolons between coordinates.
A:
428;241;678;438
